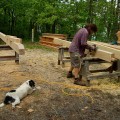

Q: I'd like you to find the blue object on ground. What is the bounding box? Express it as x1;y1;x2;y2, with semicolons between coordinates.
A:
111;41;118;45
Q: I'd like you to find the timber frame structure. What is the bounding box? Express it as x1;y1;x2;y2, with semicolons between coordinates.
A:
58;46;120;86
39;33;120;86
0;32;25;64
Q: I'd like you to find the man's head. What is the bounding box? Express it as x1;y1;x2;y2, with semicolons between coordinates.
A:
85;24;97;35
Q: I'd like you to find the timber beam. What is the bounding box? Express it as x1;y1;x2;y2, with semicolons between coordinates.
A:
55;38;119;62
0;45;12;50
0;32;25;55
88;41;120;60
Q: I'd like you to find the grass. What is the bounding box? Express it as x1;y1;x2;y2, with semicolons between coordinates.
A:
23;41;56;52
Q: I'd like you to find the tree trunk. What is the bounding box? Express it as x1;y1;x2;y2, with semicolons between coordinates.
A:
52;21;56;33
87;0;93;23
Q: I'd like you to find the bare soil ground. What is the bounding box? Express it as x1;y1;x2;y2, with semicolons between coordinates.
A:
0;47;120;120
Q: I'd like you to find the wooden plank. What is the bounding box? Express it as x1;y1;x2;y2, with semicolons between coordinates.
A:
53;38;71;47
87;72;120;80
92;49;114;62
0;56;16;61
42;33;67;39
40;36;54;42
88;41;120;59
0;32;7;42
0;32;25;55
54;38;115;62
40;41;62;47
10;42;25;55
0;45;12;50
6;35;22;43
91;41;120;50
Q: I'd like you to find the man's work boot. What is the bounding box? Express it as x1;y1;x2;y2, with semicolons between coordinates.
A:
74;78;86;86
67;71;74;78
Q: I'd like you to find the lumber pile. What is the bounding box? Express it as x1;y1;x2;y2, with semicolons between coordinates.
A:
39;33;67;49
42;33;67;40
0;32;25;55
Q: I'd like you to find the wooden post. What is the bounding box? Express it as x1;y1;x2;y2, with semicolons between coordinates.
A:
117;60;120;82
15;52;19;64
58;48;61;65
32;28;34;42
79;59;91;86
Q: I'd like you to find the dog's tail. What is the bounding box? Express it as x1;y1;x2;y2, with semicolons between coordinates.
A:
0;103;5;108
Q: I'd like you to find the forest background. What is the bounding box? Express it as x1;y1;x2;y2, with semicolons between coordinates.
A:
0;0;120;42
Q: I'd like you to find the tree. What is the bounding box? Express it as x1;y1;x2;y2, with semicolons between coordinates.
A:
0;0;119;41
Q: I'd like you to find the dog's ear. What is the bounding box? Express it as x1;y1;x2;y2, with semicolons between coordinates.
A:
28;80;35;88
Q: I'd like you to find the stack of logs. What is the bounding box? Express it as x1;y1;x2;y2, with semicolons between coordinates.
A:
39;33;67;49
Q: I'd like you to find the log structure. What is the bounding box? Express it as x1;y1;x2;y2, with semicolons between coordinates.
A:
0;32;25;64
55;38;120;85
40;33;120;62
39;33;67;49
0;32;25;55
39;33;120;85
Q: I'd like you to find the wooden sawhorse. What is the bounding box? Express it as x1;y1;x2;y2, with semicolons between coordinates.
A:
80;57;120;86
0;45;19;64
58;47;70;67
58;47;120;87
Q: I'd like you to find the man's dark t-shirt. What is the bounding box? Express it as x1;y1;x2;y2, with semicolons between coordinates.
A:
69;28;92;56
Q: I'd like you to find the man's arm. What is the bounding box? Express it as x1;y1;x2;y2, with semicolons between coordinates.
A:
80;33;96;51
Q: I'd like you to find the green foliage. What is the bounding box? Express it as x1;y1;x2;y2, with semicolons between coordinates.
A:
0;0;119;42
24;41;55;52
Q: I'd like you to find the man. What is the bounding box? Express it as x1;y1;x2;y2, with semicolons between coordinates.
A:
67;24;98;86
110;30;120;45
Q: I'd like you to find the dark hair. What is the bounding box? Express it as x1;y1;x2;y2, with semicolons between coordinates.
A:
85;24;98;33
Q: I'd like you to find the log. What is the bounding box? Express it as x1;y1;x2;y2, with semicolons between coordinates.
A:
88;41;120;59
0;32;25;55
91;49;114;62
0;56;16;61
53;38;71;47
53;38;116;62
10;42;25;55
42;33;67;40
6;35;22;43
0;32;7;41
91;41;120;50
0;45;12;50
40;36;54;42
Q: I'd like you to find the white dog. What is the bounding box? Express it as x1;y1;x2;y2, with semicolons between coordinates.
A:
0;80;36;108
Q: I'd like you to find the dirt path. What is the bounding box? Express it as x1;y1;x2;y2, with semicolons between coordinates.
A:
0;48;120;120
